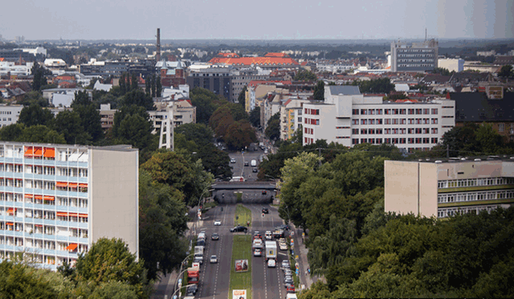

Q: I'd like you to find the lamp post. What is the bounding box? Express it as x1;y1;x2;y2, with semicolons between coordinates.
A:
173;253;192;297
171;283;197;299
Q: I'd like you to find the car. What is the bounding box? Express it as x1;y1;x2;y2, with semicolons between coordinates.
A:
265;231;272;240
275;224;290;231
252;168;258;173
284;269;292;276
210;255;218;263
186;284;198;295
284;275;293;284
214;219;221;226
244;161;249;166
282;260;290;268
267;259;276;268
285;283;295;293
254;248;262;257
197;239;205;246
211;233;219;241
230;158;236;163
262;207;269;214
279;242;288;250
230;225;248;233
194;257;203;265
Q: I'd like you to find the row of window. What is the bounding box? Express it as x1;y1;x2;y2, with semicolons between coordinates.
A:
0;251;78;267
437;177;514;189
353;108;439;115
0;209;89;223
0;164;88;177
354;128;439;135
398;59;435;63
0;237;87;253
0;179;88;193
305;118;320;125
398;64;436;68
304;108;319;115
304;127;314;135
352;118;439;125
0;194;87;207
438;190;514;204
351;138;438;145
0;223;87;238
437;204;502;218
304;137;315;145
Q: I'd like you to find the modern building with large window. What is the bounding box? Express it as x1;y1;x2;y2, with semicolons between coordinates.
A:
384;158;514;218
302;86;455;153
0;142;139;270
390;39;438;72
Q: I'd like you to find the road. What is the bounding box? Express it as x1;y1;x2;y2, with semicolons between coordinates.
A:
229;149;265;182
192;203;290;299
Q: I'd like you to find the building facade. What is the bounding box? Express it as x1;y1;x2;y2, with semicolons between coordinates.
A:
0;142;139;270
186;67;232;101
302;86;455;153
385;159;514;218
391;39;438;72
0;105;23;129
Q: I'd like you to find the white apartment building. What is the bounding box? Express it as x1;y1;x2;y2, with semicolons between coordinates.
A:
0;105;23;128
302;86;455;152
0;142;138;270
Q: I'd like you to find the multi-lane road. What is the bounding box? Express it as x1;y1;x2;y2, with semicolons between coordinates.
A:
191;203;292;299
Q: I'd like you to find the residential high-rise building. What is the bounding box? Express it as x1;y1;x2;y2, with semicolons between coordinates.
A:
0;142;139;270
385;158;514;218
390;39;438;72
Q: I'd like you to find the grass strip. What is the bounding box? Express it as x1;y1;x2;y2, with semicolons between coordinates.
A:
229;235;253;299
234;204;252;226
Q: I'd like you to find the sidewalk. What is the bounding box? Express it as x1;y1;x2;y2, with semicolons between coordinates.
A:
291;226;318;290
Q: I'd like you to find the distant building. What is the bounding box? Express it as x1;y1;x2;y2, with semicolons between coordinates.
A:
390;39;438;72
186;66;232;101
209;52;299;70
0;105;23;128
476;50;496;57
385;158;514;218
438;58;464;73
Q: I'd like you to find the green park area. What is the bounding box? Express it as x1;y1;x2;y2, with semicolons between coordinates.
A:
234;203;252;227
229;235;253;299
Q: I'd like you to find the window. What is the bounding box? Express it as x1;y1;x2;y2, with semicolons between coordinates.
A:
499;123;505;132
361;129;367;134
376;119;383;125
431;108;438;114
432;118;438;124
385;119;391;125
352;109;359;115
400;119;406;124
376;109;383;115
352;119;359;125
352;139;359;145
352;129;359;134
431;128;438;134
361;109;367;115
408;109;414;115
361;119;367;125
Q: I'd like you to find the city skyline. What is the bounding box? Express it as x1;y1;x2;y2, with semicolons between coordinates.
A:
0;0;513;41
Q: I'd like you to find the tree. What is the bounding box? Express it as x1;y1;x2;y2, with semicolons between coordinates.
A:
111;105;155;151
18;125;66;144
156;75;162;97
53;110;91;144
18;103;54;127
75;238;148;298
191;87;227;124
294;69;317;81
313;80;325;101
249;106;261;127
265;112;280;141
73;104;104;143
151;74;156;98
31;62;48;92
131;73;139;91
72;90;92;107
238;85;247;109
224;119;257;150
498;65;513;79
121;89;155;110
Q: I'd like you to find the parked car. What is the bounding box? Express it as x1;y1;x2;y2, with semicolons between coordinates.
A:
230;158;236;163
252;167;258;173
230;225;248;233
186;284;198;295
214;219;221;226
282;260;290;268
262;207;269;214
279;241;288;250
211;233;219;241
244;161;249;166
275;224;290;231
210;255;218;263
284;275;293;284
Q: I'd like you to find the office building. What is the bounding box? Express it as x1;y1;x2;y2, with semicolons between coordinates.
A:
385;158;514;218
302;86;455;153
0;142;139;270
390;39;438;72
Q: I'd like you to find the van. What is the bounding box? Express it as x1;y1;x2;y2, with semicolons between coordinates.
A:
251;160;257;167
286;293;297;299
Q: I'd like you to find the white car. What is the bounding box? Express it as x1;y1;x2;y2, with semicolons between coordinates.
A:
230;158;236;163
279;242;288;250
267;259;276;268
210;255;218;263
214;220;221;226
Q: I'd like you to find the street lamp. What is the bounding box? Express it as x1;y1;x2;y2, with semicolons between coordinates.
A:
171;283;197;299
173;253;192;297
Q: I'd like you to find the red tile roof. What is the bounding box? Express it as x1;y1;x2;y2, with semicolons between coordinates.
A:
210;53;299;66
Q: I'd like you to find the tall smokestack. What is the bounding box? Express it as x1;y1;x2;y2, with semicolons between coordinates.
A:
156;28;161;62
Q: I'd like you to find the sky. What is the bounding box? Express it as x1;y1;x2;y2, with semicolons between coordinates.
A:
0;0;512;41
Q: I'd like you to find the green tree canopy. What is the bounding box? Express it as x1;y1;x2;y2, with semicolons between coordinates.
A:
18;103;54;127
294;69;317;81
249;106;261;127
313;80;325;101
224;119;257;150
265;112;280;141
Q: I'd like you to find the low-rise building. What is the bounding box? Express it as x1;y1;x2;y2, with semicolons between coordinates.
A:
0;105;23;128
